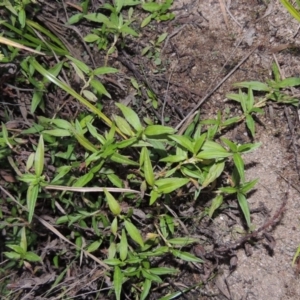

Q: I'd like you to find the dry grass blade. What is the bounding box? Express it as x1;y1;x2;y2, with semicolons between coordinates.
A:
0;36;45;55
45;185;141;194
218;0;229;29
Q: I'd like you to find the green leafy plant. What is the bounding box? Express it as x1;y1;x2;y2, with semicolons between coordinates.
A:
3;227;41;267
142;32;168;66
280;0;300;22
226;62;300;136
141;0;175;27
16;135;46;222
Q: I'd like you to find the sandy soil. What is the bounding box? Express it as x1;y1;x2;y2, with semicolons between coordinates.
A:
166;0;300;299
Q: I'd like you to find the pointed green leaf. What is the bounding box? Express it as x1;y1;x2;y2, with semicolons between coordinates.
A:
208;194;223;217
116;103;143;131
149;190;160;205
240;178;258;194
34;135;44;177
155;178;189;194
144;125;175;136
233;153;245;183
119;229;128;261
104;189;121;216
140;279;152;300
171;249;203;263
114;115;134;136
221;137;237;152
237;192;251;228
111;152;139;166
20;227;27;252
124;220;144;247
114;266;123;300
143;147;155;186
27;184;39;223
193;133;207;154
169;135;194;153
167;237;199;246
24;252;41;262
111;217;118;235
232;81;271;91
246;114;255;137
202;160;225;188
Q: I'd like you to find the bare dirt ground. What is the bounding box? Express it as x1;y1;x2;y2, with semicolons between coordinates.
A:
164;0;300;299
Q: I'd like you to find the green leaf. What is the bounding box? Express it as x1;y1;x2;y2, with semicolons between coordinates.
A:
27;184;39;223
219;186;237;194
66;55;90;74
6;245;26;256
24;252;41;262
141;269;162;283
93;67;119;75
157;32;168;44
196;140;231;159
90;79;111;98
84;33;99;42
149;190;160;205
280;0;300;22
149;267;178;275
221;137;237;152
169;135;194;153
171;249;203;263
237;142;261;153
68;13;83;25
193;133;207;154
116;103;143;131
34;135;44;177
232;81;271;91
155;178;189;194
202;160;225;188
84;13;111;24
240;178;258;194
208;194;223;217
111;152;139;166
246;114;255;137
20;227;27;253
167;237;198;246
160;154;187;163
111;217;118;235
144;125;175;136
3;252;21;260
82;90;97;102
42;129;71;137
114;115;134;136
119;229;128;261
237;192;251;228
86;240;102;253
142;2;161;12
124;220;144;247
233;153;245;183
141;14;152;27
103;258;123;265
120;25;139;36
113;266;123;300
278;77;300;88
247;88;254;111
143;147;155;186
31;91;43;114
73;172;94;187
104;189;121;216
140;279;152;300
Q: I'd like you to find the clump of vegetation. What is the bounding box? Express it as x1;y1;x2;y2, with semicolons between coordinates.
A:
0;0;299;299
